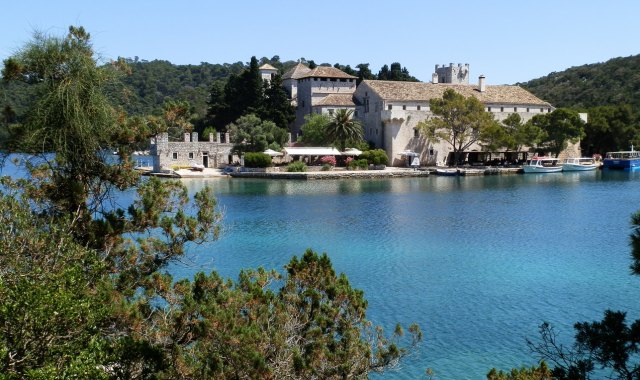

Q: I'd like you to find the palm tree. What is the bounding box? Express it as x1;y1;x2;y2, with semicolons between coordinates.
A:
327;109;364;152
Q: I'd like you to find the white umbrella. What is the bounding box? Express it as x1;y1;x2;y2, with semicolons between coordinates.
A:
342;148;363;156
399;150;418;157
263;149;283;157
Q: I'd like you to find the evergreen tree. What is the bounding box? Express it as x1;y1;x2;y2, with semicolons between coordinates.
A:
258;73;295;130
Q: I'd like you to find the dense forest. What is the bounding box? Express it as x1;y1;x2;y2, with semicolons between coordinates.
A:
3;53;639;153
0;56;417;127
520;54;640;109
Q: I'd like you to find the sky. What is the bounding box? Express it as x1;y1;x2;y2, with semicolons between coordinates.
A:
1;0;639;85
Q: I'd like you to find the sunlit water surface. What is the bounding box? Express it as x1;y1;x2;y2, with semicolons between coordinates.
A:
4;156;640;379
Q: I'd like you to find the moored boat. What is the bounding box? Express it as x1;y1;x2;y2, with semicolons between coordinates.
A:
522;157;562;173
602;150;640;170
561;157;598;171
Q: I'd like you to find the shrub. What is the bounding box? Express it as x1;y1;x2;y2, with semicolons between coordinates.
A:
287;161;307;172
347;159;369;170
321;164;333;171
360;149;388;165
320;155;336;167
244;152;272;168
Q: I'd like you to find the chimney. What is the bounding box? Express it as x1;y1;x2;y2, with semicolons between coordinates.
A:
432;72;438;84
184;133;190;142
478;75;486;92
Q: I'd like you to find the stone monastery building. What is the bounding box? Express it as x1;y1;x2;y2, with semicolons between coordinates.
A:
274;62;568;167
151;62;569;171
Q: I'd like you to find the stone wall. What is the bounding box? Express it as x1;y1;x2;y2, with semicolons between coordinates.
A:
150;132;237;172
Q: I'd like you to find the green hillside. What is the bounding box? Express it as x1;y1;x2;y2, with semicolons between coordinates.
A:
520;54;640;109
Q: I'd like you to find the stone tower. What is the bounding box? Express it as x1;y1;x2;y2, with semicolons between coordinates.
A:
434;63;470;84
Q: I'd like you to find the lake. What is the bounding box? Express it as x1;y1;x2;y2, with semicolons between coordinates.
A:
175;171;640;379
4;156;640;379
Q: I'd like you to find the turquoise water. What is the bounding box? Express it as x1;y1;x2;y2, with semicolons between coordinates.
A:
4;156;640;379
176;172;640;379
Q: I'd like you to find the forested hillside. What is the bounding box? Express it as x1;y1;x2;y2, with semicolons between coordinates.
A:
520;54;640;109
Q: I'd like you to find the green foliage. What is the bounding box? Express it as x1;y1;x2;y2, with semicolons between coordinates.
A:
581;105;640;155
229;114;288;155
377;62;419;82
361;149;389;165
531;108;585;157
417;89;497;165
206;56;294;132
487;362;552;380
244;152;272;168
348;159;369;170
327;109;364;152
286;161;307;172
1;29;421;379
299;113;332;146
521;55;640;109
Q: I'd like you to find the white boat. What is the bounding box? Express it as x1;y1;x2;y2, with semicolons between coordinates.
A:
561;157;598;171
522;157;562;173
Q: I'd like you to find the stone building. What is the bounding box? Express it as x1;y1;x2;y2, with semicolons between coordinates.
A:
282;63;357;134
352;64;576;166
150;132;237;172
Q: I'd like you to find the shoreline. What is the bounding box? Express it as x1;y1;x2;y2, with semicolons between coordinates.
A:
140;166;525;179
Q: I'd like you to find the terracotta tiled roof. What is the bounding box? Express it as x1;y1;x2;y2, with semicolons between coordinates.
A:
363;80;552;106
283;63;311;80
300;66;357;79
259;63;278;71
312;94;355;107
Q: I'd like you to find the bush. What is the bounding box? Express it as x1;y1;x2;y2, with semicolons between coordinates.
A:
287;161;307;172
320;155;336;167
244;152;272;168
360;149;389;165
347;159;369;170
321;164;333;171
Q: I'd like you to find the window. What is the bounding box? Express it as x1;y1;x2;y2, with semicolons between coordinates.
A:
414;128;419;137
527;107;530;112
364;98;369;113
514;107;517;112
500;107;504;112
388;104;393;110
172;152;178;160
302;100;305;108
487;107;492;112
354;110;358;117
188;152;194;159
417;105;421;111
540;108;544;112
402;105;407;110
328;108;335;115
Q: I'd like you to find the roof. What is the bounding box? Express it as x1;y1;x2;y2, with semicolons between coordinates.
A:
299;66;357;79
312;94;355;107
362;80;552;106
283;63;311;80
284;147;342;156
259;63;278;71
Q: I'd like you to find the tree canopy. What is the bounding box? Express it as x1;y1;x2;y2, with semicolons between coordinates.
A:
530;108;585;157
326;109;365;152
417;89;497;165
0;27;421;378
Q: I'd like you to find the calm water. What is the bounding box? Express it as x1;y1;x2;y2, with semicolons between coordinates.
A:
176;172;640;379
4;156;640;379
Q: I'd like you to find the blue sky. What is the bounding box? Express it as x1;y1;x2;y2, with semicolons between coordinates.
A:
1;0;638;85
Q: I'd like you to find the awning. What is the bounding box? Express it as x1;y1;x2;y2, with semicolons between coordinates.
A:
341;148;362;156
263;149;283;157
284;147;342;156
399;150;418;157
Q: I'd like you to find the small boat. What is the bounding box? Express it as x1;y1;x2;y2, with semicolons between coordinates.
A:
602;150;640;170
190;163;205;171
562;157;598;171
522;157;562;173
435;168;460;176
